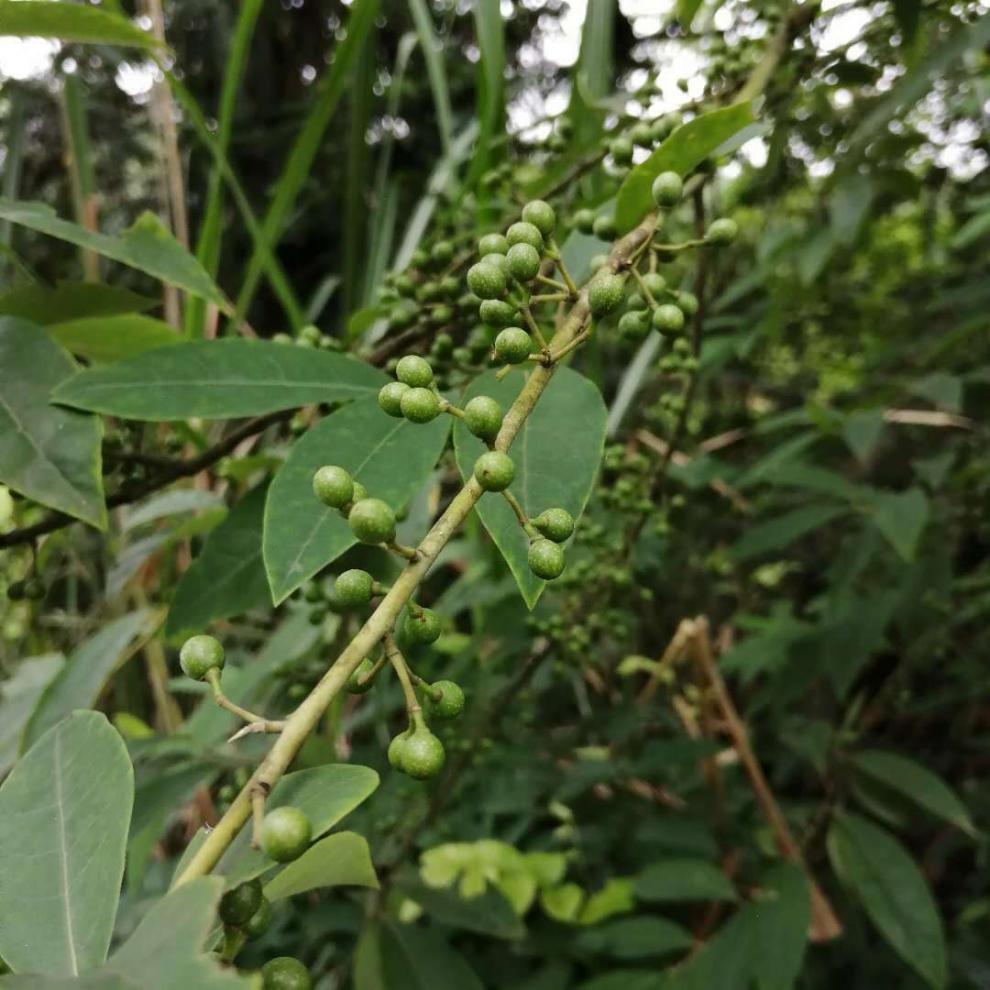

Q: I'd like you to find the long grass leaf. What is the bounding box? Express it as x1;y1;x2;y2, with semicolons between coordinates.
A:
407;0;453;155
468;0;505;186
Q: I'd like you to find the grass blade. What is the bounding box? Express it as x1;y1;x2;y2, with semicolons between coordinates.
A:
407;0;453;155
468;0;505;186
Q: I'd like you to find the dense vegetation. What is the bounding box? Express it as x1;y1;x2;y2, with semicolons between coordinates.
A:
0;0;988;987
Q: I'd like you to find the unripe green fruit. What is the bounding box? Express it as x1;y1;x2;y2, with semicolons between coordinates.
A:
404;607;442;644
351;480;368;503
389;302;417;329
411;248;429;269
505;221;543;250
334;569;373;606
676;291;699;316
651;171;683;207
347;657;377;694
403;729;445;779
494;327;533;365
432;332;454;358
481;252;510;276
299;324;321;345
521;199;555;236
244;897;273;940
180;634;225;680
312;465;354;508
430;240;454;267
706;218;738;244
261;956;312;990
400;387;441;423
588;273;624;316
429;304;453;327
474;451;515;491
653;303;686;333
452;346;473;366
467;262;507;300
641;272;667;297
593;215;618;241
427;680;465;719
627;292;647;311
478;232;509;256
440;275;460;298
479;299;517;327
609;136;633;164
378;381;409;418
464;395;503;441
528;538;566;580
260;807;312;863
534;507;575;543
272;332;293;345
388;731;411;769
506;242;541;282
348;498;396;544
618;310;651;340
395;354;434;387
573;209;596;235
394;273;415;297
416;280;440;304
219;879;263;927
630;122;653;147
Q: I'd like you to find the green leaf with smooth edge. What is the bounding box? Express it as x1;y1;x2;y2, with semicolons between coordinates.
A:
843;409;886;463
23;609;161;750
867;487;930;562
615;102;756;232
264;832;378;900
0;203;226;309
0;317;105;528
575;916;693;959
0;712;133;976
0;653;63;777
746;863;810;990
54;339;385;421
828;814;946;988
46;314;179;363
165;484;270;638
676;0;705;29
567;0;615;149
634;858;737;903
264;397;450;603
730;503;847;561
453;368;606;608
355;921;484;990
577;972;666;990
0;281;156;324
0;1;160;48
851;750;976;837
398;879;525;940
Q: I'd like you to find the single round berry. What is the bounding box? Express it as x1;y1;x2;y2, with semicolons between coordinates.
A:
609;136;633;164
24;579;45;600
388;731;410;770
528;539;566;580
389;302;417;329
505;221;543;251
348;498;396;545
261;956;312;990
402;729;445;779
313;465;354;509
404;608;442;644
534;508;575;543
378;381;409;418
334;569;374;606
630;121;653;147
627;292;647;312
430;240;454;267
676;291;699;316
651;171;683;207
478;232;509;256
653;303;685;333
416;281;440;304
351;481;368;503
244;897;273;940
180;635;225;681
588;273;625;316
706;218;738;244
467;262;507;300
506;242;541;282
219;879;263;927
395;354;434;388
394;273;415;297
400;387;441;424
618;310;651;340
479;299;517;327
573;209;596;235
521;200;556;236
347;657;377;694
494;327;533;365
260;807;312;863
589;253;610;272
593;215;618;241
641;272;667;297
464;395;503;441
427;680;465;720
474;451;515;491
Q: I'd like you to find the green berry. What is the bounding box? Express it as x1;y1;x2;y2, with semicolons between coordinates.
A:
521;200;555;236
653;303;685;333
427;680;465;719
432;332;454;358
378;381;409;418
348;498;396;545
505;221;543;250
416;281;440;304
395;354;434;387
429;304;453;326
430;240;454;267
467;262;507;300
261;956;311;990
388;731;410;770
474;450;515;491
334;569;373;606
464;395;503;441
609;136;633;164
588;273;625;316
219;879;263;927
479;299;517;327
651;171;683;207
618;310;651;340
641;272;667;297
478;232;509;256
351;480;368;503
494;327;533;365
630;121;653;147
676;291;699;316
179;635;225;681
244;897;273;940
347;657;377;694
389;302;417;329
627;292;647;311
313;465;354;508
706;218;738;244
299;324;321;345
506;242;541;282
394;273;415;297
481;252;510;276
405;607;442;644
272;333;293;345
411;248;429;269
573;209;596;235
593;215;618;241
528;539;566;580
260;807;312;863
402;729;445;779
534;508;574;543
589;253;610;272
400;386;441;423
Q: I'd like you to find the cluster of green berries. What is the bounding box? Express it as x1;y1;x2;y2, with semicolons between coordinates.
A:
271;323;341;352
312;465;397;546
218;878;274;944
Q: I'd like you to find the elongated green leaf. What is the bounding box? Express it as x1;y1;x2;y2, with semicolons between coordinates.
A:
355;921;484;990
469;0;505;183
399;879;525;939
730;503;847;561
165;484;270;638
264;832;378;900
0;281;156;324
867;487;930;562
0;712;133;975
23;609;161;750
746;863;810;990
0;202;226;309
0;0;160;48
0;317;105;527
568;0;615;149
408;0;453;154
54;339;385;421
851;751;976;837
575;916;693;960
264;397;450;602
828;814;946;988
614;103;756;233
453;368;606;608
47;314;178;363
0;653;63;777
634;859;737;903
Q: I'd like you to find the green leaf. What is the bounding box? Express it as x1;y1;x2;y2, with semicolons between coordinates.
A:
165;484;271;639
0;317;105;527
47;314;179;363
0;1;161;48
634;859;737;903
867;487;930;562
578;877;636;925
23;609;161;750
264;832;378;901
398;879;525;940
615;102;756;233
730;503;847;561
453;368;606;608
828;814;946;988
54;339;385;421
0;712;133;975
0;653;63;777
0;203;226;310
676;0;705;28
829;174;873;246
355;921;484;990
0;281;156;324
851;750;976;837
843;409;886;464
745;863;810;990
264;398;450;603
575;916;693;960
540;883;585;922
567;0;615;149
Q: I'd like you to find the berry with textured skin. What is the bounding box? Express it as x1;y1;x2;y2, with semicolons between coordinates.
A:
528;539;566;579
676;291;699;316
478;232;509;256
521;200;555;236
651;171;683;207
395;354;434;387
430;240;454;267
402;729;445;779
313;465;354;508
261;956;312;990
588;273;625;316
180;635;225;680
618;310;651;340
505;221;543;250
404;608;442;644
609;136;633;164
347;657;377;694
244;897;273;940
506;243;541;282
479;300;517;327
219;879;263;927
334;569;374;606
474;451;515;491
400;387;441;423
593;215;618;241
653;303;685;333
427;680;465;719
351;481;368;503
378;381;409;418
706;218;738;244
348;498;396;545
464;395;503;440
481;252;510;276
467;262;507;300
534;508;575;543
388;731;410;769
494;327;533;365
389;302;417;329
630;121;653;147
627;292;647;311
573;209;596;235
260;807;312;863
641;272;667;297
